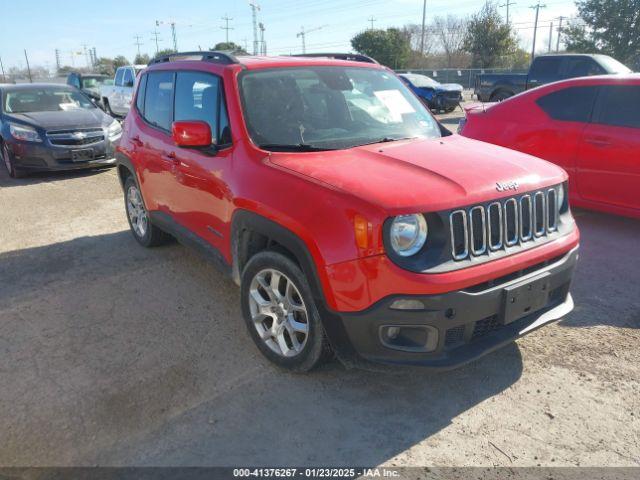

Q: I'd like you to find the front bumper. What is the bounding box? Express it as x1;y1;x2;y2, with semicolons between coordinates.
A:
333;246;578;369
8;138;118;172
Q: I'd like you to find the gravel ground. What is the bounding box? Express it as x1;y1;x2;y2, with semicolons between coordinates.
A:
0;124;638;467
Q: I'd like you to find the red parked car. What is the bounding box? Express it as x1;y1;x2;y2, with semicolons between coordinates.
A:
460;74;640;219
116;51;579;371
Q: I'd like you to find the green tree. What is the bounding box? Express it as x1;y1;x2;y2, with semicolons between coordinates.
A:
351;28;411;68
94;57;115;75
113;55;129;69
134;53;151;64
463;2;518;67
155;49;177;58
563;0;640;65
213;42;248;54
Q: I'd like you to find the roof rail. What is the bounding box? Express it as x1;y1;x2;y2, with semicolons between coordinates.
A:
292;53;379;64
148;51;239;66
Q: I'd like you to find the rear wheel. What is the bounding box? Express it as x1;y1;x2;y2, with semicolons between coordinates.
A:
123;175;170;247
490;89;513;102
1;141;25;178
241;251;331;372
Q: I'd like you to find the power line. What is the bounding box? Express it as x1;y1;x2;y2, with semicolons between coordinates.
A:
221;15;234;43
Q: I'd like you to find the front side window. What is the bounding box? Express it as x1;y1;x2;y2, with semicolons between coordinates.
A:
536;86;598;123
597;85;640;129
239;66;441;150
175;71;221;144
143;71;174;131
4;87;95;113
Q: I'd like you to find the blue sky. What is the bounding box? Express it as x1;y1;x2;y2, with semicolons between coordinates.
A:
0;0;578;71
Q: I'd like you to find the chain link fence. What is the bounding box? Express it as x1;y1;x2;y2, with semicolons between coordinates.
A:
395;68;528;90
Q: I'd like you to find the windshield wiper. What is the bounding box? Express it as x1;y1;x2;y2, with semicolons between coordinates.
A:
353;136;419;148
258;143;336;152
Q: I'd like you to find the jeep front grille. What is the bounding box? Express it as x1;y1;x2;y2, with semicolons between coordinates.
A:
449;188;560;261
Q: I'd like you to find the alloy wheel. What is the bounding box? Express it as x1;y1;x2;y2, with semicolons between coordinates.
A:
248;268;310;358
126;185;148;238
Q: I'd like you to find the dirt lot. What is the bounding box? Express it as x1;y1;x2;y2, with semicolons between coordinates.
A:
0;117;638;466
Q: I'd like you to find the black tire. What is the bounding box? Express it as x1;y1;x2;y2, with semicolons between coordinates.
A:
123;175;170;247
490;89;513;102
241;250;331;372
1;140;25;179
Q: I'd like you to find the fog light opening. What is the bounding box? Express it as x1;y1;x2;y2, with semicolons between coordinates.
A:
379;325;439;353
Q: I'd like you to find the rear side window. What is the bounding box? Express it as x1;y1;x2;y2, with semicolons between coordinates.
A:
115;68;124;87
565;57;604;77
530;57;563;76
536;86;598;122
123;68;134;87
174;71;231;145
596;85;640;129
143;71;175;131
135;74;147;115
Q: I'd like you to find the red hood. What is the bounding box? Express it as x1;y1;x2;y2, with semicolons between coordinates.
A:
269;135;567;214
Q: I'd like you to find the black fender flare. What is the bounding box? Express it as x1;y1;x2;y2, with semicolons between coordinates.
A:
230;209;360;364
115;152;137;189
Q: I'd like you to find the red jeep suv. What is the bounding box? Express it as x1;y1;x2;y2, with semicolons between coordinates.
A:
116;51;579;372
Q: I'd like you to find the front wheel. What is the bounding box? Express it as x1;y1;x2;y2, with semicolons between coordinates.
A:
241;251;331;372
1;141;25;178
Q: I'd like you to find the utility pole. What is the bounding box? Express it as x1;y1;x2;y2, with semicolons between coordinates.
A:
548;21;553;52
296;25;326;54
170;22;178;51
134;35;144;56
556;16;565;52
258;22;266;55
499;0;516;24
54;49;61;73
0;56;5;82
221;15;234;44
367;16;376;29
82;43;90;68
419;0;427;55
151;28;161;54
529;2;546;61
249;2;260;56
24;50;33;83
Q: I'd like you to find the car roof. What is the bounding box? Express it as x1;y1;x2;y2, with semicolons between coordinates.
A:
145;52;385;73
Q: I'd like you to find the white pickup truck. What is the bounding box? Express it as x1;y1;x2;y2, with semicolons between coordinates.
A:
100;65;146;117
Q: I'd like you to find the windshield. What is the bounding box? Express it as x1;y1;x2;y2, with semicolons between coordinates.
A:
402;73;440;88
82;77;109;89
4;87;95;113
596;55;633;74
239;66;441;150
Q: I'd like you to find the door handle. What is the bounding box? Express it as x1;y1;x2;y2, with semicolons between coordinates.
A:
162;151;179;163
585;137;610;148
131;136;143;147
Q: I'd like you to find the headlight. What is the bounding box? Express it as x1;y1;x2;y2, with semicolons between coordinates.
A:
107;120;122;140
390;214;428;257
9;123;42;142
557;183;565;211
